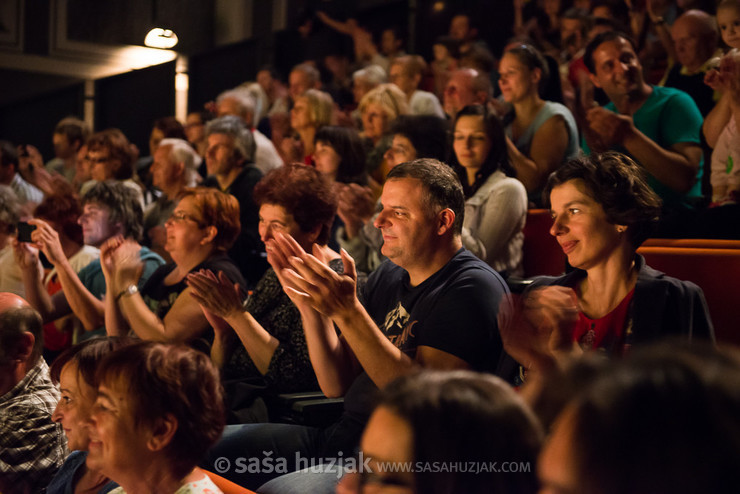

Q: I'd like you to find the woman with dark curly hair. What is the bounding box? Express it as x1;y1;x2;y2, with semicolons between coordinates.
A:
186;165;346;419
501;152;714;386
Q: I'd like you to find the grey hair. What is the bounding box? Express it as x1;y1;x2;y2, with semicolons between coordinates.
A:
0;185;20;230
216;88;256;121
158;138;201;187
205;115;256;163
353;64;388;86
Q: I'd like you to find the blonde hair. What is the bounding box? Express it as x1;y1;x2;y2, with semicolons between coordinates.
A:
358;83;409;121
296;89;334;128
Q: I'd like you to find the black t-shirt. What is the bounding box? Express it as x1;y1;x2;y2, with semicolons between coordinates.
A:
331;249;508;451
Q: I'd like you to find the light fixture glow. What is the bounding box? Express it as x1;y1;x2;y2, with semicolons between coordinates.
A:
145;28;178;49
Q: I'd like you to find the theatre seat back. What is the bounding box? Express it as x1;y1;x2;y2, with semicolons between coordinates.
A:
636;246;740;346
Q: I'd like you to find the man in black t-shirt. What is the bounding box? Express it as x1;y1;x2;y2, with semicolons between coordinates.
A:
203;159;508;491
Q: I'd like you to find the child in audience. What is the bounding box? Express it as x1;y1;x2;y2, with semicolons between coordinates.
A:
706;0;740;204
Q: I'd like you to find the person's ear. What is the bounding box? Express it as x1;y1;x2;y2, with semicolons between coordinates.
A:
201;225;218;245
13;332;34;363
436;208;456;235
147;413;178;452
531;67;542;85
589;71;602;89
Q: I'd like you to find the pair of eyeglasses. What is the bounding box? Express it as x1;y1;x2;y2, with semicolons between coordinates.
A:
166;211;206;228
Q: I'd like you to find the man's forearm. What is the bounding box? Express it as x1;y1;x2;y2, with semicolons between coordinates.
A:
55;259;105;330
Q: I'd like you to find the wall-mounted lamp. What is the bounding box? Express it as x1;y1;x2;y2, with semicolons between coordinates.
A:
144;28;178;49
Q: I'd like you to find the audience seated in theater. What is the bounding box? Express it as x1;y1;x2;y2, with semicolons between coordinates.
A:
450;105;528;277
0;140;44;207
338;115;449;274
0;294;66;494
84;129;144;207
143;138;201;261
336;371;541;494
663;9;720;118
0;186;30;298
282;88;334;165
187;165;344;422
499;153;714;395
87;342;226;493
499;43;579;207
103;187;245;349
443;67;492;120
538;343;740;494
389;55;445;118
216;88;284;175
582;31;704;234
202;116;266;287
358;83;409;179
32;188;101;360
46;337;132;494
448;12;487;58
45;116;90;185
16;181;164;339
204;159;508;491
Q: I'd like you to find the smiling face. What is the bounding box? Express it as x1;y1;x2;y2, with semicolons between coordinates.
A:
453;115;492;173
52;362;95;451
498;52;539;104
87;147;118;182
150;144;179;192
358;406;415;493
588;37;645;102
374;178;437;269
549;179;625;270
163;195;208;257
258;203;316;252
86;380;151;481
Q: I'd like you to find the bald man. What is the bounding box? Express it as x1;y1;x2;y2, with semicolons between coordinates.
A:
443;68;492;119
664;9;720;116
0;293;66;493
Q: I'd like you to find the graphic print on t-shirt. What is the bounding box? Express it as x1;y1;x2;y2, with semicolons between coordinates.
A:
382;301;417;351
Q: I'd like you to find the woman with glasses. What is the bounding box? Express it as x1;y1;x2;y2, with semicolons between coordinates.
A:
102;187;245;348
499;43;579;206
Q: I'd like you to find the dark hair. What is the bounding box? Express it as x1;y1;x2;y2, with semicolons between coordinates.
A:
590;0;630;26
86;129;136;181
253;164;337;245
0;140;18;170
566;342;740;494
50;336;132;388
584;30;636;73
503;43;550;95
543;152;662;248
0;306;43;364
179;187;241;252
390;115;449;163
153;116;187;140
433;35;462;59
314;126;368;185
450;105;515;198
54;117;90;148
82;180;144;242
95;342;225;479
386;158;465;235
377;371;542;494
34;186;84;246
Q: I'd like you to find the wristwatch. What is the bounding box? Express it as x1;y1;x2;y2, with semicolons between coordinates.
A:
116;284;139;301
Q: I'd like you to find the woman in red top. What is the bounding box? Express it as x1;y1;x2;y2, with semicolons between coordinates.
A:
501;152;713;388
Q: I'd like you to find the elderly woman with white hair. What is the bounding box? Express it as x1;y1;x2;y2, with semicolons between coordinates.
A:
143;138;201;260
